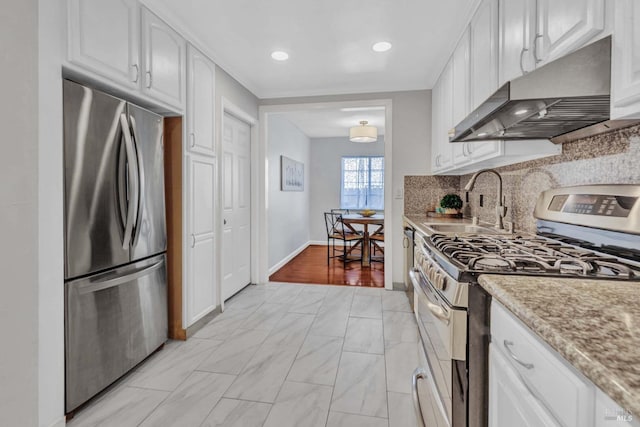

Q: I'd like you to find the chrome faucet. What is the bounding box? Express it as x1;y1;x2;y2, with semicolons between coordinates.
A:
464;168;507;230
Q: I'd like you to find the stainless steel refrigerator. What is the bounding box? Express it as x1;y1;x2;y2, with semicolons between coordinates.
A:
63;80;168;412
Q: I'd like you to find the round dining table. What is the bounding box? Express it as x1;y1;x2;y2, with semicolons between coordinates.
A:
341;213;384;267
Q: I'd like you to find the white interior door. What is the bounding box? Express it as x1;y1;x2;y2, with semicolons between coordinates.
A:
221;112;251;300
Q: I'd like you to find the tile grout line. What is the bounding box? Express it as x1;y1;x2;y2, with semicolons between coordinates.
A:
260;286;329;426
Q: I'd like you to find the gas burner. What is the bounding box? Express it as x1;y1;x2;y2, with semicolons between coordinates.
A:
468;255;517;271
428;232;640;279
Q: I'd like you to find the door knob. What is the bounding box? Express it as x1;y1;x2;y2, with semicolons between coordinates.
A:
224;219;227;225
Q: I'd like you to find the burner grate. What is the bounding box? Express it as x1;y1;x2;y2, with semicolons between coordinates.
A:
429;233;640;279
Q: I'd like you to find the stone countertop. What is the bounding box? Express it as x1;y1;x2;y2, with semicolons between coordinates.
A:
478;274;640;416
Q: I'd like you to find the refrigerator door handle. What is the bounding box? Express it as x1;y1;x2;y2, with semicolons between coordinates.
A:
129;115;145;247
119;113;139;249
77;260;164;295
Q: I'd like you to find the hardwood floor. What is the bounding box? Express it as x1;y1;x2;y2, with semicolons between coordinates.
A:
269;245;384;287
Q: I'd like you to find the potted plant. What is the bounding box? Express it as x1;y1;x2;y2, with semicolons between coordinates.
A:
439;193;463;214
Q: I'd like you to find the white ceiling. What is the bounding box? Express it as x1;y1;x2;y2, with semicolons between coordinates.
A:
274;106;386;139
144;0;479;99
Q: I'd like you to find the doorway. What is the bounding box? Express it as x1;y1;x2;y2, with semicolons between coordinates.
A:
258;99;393;289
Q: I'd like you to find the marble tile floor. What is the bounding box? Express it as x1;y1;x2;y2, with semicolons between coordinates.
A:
67;283;420;427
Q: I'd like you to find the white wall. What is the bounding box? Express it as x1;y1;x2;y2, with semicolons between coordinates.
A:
267;116;311;271
38;0;66;426
0;1;39;426
261;90;431;284
309;137;384;242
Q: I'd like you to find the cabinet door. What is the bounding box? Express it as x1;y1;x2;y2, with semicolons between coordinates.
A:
469;0;502;164
186;155;217;326
435;62;453;172
466;140;503;162
489;346;561;427
498;0;536;85
67;0;140;89
141;8;186;108
431;75;445;172
536;0;605;65
452;29;472;167
187;45;216;156
470;0;499;110
611;0;640;119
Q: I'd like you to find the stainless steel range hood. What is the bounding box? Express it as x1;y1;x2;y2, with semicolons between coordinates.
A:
450;36;638;144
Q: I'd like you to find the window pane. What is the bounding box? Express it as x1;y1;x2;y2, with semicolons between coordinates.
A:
340;156;384;210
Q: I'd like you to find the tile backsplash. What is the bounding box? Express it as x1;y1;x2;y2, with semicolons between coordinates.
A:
405;125;640;233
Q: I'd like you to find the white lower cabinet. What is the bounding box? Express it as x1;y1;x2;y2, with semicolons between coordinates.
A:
489;345;559;427
490;301;639;427
184;154;217;327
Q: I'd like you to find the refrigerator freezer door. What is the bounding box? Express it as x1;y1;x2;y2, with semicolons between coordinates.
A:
63;80;130;279
65;254;168;412
127;103;167;261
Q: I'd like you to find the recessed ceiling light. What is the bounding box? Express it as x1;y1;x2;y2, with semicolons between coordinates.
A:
477;132;488;137
515;109;528;115
372;41;392;52
271;51;289;61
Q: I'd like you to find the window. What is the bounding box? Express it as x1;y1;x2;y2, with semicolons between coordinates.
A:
340;156;384;210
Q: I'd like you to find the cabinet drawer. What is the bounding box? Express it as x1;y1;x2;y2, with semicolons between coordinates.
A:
491;302;593;427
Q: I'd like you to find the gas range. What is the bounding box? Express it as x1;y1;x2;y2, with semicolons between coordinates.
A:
410;184;640;427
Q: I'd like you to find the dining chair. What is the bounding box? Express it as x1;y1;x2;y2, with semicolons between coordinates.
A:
324;212;363;266
330;208;350;215
370;223;384;262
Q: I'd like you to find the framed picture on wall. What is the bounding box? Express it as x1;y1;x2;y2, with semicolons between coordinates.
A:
281;155;304;191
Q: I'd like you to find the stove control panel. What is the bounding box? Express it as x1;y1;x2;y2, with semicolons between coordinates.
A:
548;194;637;217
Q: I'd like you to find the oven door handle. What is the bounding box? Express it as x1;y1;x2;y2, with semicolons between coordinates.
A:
410;269;451;326
412;368;427;427
412;367;452;427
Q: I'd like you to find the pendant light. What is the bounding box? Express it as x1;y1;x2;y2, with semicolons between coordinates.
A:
349;120;378;143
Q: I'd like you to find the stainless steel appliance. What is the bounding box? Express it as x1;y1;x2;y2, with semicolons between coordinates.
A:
451;36;639;145
404;225;416;291
410;184;640;427
63;80;168;413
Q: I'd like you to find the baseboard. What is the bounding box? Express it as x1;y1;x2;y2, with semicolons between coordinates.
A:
269;241;311;275
47;416;66;427
308;240;348;246
185;307;221;338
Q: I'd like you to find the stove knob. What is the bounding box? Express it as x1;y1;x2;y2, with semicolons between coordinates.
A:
434;272;442;289
439;275;448;291
430;268;437;283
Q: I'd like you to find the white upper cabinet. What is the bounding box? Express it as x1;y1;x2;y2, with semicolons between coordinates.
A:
468;0;503;164
452;29;472;166
141;8;186;108
470;0;500;110
67;0;140;89
498;0;605;86
498;0;536;85
432;61;454;173
66;1;187;110
187;45;216;156
611;0;640;119
536;0;605;65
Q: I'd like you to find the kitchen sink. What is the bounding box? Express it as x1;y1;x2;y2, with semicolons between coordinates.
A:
422;223;508;234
